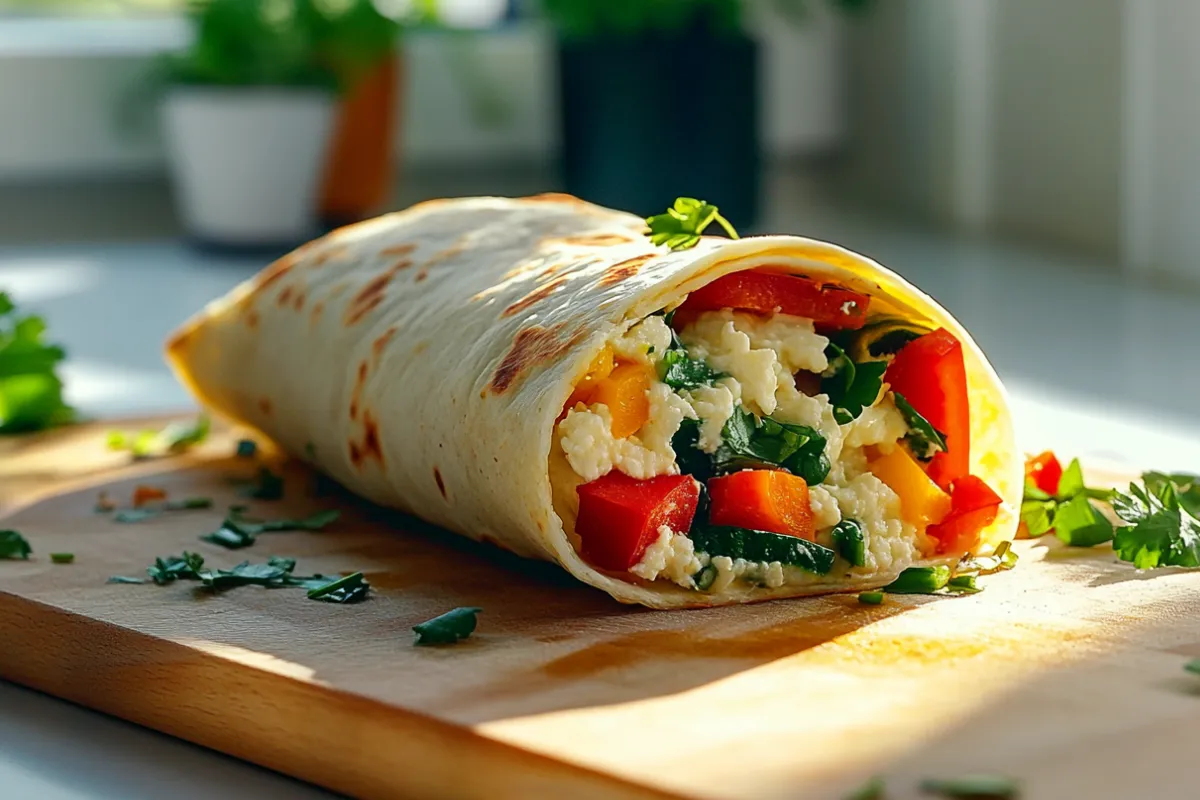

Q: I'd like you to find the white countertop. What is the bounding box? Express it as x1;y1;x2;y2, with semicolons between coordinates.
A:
3;218;1200;798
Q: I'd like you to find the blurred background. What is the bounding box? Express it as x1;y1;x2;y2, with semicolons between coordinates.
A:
2;0;1199;470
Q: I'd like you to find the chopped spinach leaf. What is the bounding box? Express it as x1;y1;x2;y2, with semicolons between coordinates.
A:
671;419;715;482
893;393;947;461
831;519;866;567
413;607;482;646
822;343;886;424
660;346;722;390
690;525;836;574
0;530;32;560
147;551;206;585
235;439;257;458
712;407;830;485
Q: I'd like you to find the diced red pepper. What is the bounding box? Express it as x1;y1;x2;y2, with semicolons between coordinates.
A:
132;485;168;507
707;470;815;540
675;271;870;330
575;472;700;571
1025;451;1063;496
926;474;1003;554
885;328;970;490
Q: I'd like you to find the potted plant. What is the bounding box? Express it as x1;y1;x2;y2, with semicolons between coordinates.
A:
161;0;427;251
539;0;872;229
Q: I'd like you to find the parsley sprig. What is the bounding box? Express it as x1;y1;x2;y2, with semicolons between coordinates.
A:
646;198;739;252
0;291;74;434
1020;458;1114;547
1110;476;1200;569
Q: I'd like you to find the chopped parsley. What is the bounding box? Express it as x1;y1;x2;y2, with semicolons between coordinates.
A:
201;508;340;550
0;291;74;434
1186;659;1200;676
844;775;885;800
1021;458;1114;546
857;591;884;606
135;550;366;601
107;414;210;459
893;393;947;461
306;572;370;604
413;607;482;646
235;439;257;458
646;197;739;252
0;530;32;560
50;552;75;564
1110;477;1200;569
241;466;285;500
107;575;146;584
822;343;886;424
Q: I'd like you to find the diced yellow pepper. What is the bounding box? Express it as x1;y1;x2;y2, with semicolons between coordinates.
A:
869;447;952;530
590;362;653;439
565;347;616;409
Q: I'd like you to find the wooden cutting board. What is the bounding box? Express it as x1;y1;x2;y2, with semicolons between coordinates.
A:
3;417;1200;800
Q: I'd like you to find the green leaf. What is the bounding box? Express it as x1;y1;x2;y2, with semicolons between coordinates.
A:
660;345;722;391
413;607;482;646
710;407;830;485
1186;659;1200;676
1111;479;1200;569
201;508;341;550
946;575;981;594
107;415;209;460
1143;471;1200;518
306;572;370;604
857;592;884;606
920;774;1019;799
1020;497;1056;537
831;519;866;567
883;565;951;594
1057;458;1086;499
107;575;147;585
844;775;885;800
0;529;32;560
241;466;284;500
50;553;75;564
1052;494;1114;547
113;497;212;524
147;552;206;585
822;344;886;424
646;198;739;251
672;419;715;483
893;393;947;461
0;292;74;434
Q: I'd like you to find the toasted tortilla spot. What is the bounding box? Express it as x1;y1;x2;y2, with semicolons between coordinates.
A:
277;286;294;307
350;360;368;421
413;341;428;356
310;301;324;325
293;290;306;311
554;233;635;248
371;326;398;365
258;396;272;416
600;253;655;287
255;254;297;292
480;534;512;553
344;262;406;327
246;309;260;329
382;243;416;257
502;274;570;318
414;269;429;283
349;409;383;469
489;323;582;395
310;246;348;267
434;467;447;499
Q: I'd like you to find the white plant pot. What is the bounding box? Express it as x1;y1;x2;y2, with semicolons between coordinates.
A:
162;89;335;248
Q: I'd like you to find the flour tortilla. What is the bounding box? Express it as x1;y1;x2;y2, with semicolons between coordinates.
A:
166;194;1020;609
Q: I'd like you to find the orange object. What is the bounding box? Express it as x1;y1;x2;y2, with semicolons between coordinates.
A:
869;448;952;530
132;485;168;507
926;474;1003;554
589;363;653;439
707;470;815;540
319;51;401;225
1025;451;1063;496
564;348;616;410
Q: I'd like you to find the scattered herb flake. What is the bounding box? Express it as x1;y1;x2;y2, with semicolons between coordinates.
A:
241;466;284;500
845;775;885;800
893;393;947;461
107;575;146;584
114;508;163;524
107;414;210;459
146;551;205;585
1186;659;1200;676
306;572;370;604
413;607;482;646
0;530;32;560
0;291;75;434
857;591;884;606
646;197;739;252
202;508;340;550
235;438;257;458
49;552;75;564
920;774;1019;799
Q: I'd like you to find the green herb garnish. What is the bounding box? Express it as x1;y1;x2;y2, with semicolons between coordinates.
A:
112;497;213;524
1020;458;1115;546
107;575;146;584
235;439;257;458
857;591;884;606
713;407;830;486
147;551;206;585
646;198;739;251
822;343;886;424
920;774;1019;799
893;393;947;461
1186;659;1200;676
1110;478;1200;569
0;291;74;434
956;540;1019;575
305;572;370;604
831;519;866;567
241;466;284;500
50;552;75;564
107;414;210;459
0;529;32;560
883;565;951;594
845;775;885;800
201;508;340;550
413;607;482;646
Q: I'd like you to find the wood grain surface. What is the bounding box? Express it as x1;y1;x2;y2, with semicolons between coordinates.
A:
2;417;1199;800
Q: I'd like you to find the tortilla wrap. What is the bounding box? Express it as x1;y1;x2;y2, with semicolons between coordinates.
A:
166;194;1020;609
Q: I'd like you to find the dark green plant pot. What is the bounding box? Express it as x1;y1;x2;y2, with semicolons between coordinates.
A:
556;30;761;230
